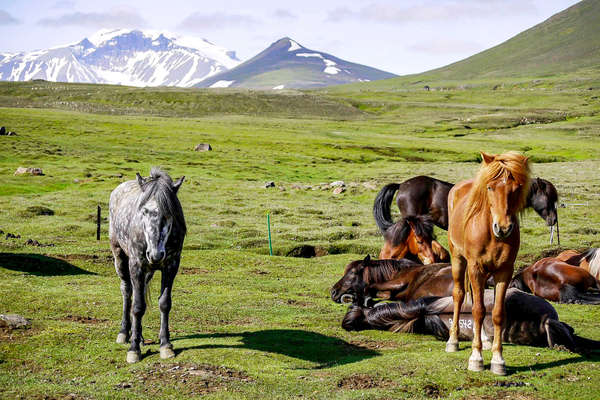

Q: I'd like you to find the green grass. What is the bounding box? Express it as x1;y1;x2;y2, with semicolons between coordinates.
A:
0;76;599;399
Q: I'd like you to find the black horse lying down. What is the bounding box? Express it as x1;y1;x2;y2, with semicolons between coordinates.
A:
342;288;600;354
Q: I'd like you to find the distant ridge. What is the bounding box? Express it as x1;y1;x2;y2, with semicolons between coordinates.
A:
196;37;397;89
421;0;600;80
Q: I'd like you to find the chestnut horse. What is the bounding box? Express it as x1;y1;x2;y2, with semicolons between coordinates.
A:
509;257;600;304
557;248;600;280
446;151;530;375
330;256;453;305
373;204;449;263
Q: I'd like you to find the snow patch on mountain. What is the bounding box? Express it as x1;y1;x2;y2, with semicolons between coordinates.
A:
0;28;241;87
210;80;235;88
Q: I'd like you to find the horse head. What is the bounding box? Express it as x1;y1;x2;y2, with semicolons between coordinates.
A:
405;216;436;265
330;255;370;304
473;152;530;239
136;170;185;265
529;177;558;226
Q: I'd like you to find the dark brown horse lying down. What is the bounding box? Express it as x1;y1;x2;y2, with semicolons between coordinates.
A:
342;288;600;354
509;257;600;304
330;256;453;305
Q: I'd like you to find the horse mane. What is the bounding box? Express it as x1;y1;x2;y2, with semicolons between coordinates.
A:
464;152;531;228
342;297;452;340
583;248;600;278
363;259;419;284
385;215;435;246
138;167;187;235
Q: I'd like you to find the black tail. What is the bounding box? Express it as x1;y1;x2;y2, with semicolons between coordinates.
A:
558;285;600;305
373;183;400;234
546;319;600;354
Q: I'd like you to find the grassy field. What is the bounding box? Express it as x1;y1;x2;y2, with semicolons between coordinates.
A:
1;77;600;399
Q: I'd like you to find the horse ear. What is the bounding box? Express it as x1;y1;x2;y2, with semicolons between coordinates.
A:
172;176;185;193
136;173;145;190
480;151;494;164
363;254;371;264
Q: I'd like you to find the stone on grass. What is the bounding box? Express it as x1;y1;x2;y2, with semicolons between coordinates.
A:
330;180;345;187
14;167;44;176
0;314;31;329
264;181;275;188
194;143;212;151
333;187;346;195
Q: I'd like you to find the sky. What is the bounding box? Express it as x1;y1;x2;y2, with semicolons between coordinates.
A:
0;0;582;75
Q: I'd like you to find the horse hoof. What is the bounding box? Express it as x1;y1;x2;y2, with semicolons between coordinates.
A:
116;333;128;344
445;342;459;352
468;358;484;372
160;346;175;359
482;340;493;351
126;351;141;364
491;361;507;376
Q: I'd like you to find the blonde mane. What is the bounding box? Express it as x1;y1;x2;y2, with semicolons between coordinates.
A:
463;151;531;228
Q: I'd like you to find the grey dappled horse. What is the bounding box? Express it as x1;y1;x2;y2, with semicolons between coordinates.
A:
109;168;186;363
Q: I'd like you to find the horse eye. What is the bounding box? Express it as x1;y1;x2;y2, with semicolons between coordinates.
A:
487;186;492;191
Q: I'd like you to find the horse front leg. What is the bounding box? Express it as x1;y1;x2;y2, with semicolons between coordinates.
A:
158;259;179;359
127;263;147;363
446;254;466;352
468;265;486;372
490;268;511;375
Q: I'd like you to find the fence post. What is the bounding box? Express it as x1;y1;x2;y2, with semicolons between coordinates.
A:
97;205;101;241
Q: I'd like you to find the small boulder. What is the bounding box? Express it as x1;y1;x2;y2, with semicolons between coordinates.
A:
330;180;345;187
333;187;346;195
264;181;275;188
7;131;16;136
14;167;44;176
0;314;31;329
194;143;212;152
0;126;5;135
362;182;377;190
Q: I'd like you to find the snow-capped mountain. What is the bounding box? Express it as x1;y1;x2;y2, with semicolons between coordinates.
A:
0;29;240;87
197;37;397;89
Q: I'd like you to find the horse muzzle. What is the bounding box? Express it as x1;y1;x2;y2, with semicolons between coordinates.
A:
492;222;513;239
146;250;166;265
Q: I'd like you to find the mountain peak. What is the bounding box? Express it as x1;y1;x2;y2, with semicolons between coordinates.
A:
271;37;303;52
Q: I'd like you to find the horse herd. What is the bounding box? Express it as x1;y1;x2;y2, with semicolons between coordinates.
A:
108;153;599;376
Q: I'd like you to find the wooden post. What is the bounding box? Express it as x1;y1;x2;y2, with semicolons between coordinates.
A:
96;205;101;240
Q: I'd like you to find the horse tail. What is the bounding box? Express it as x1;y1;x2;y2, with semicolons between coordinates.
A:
545;318;600;353
558;285;600;305
373;183;400;234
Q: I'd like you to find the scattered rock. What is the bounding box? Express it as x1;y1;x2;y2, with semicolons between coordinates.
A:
0;126;4;135
6;131;16;136
0;314;31;329
14;167;44;176
330;180;345;187
264;181;275;188
333;187;346;195
424;85;430;91
194;143;212;152
5;233;20;239
25;239;55;247
493;381;529;388
423;383;441;397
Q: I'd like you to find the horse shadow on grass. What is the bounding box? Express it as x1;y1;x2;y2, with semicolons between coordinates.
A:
173;329;379;369
0;253;96;276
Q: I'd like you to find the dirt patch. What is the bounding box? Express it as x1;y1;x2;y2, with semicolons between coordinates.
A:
468;391;540;400
60;315;108;324
337;374;396;390
251;269;269;275
19;206;55;217
180;267;210;275
285;245;329;258
423;383;442;398
130;363;252;396
349;339;400;350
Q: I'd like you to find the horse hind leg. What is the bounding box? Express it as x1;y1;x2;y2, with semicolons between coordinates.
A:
112;245;131;345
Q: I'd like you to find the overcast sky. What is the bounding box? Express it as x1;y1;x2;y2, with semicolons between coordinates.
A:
0;0;581;75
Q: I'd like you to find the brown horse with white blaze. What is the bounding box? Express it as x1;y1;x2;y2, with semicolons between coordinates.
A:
446;151;530;375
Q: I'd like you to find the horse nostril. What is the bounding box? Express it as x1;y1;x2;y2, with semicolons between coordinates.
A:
159;251;166;260
331;289;337;298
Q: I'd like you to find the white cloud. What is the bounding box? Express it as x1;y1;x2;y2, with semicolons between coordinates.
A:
178;12;259;31
37;9;147;28
0;10;20;25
